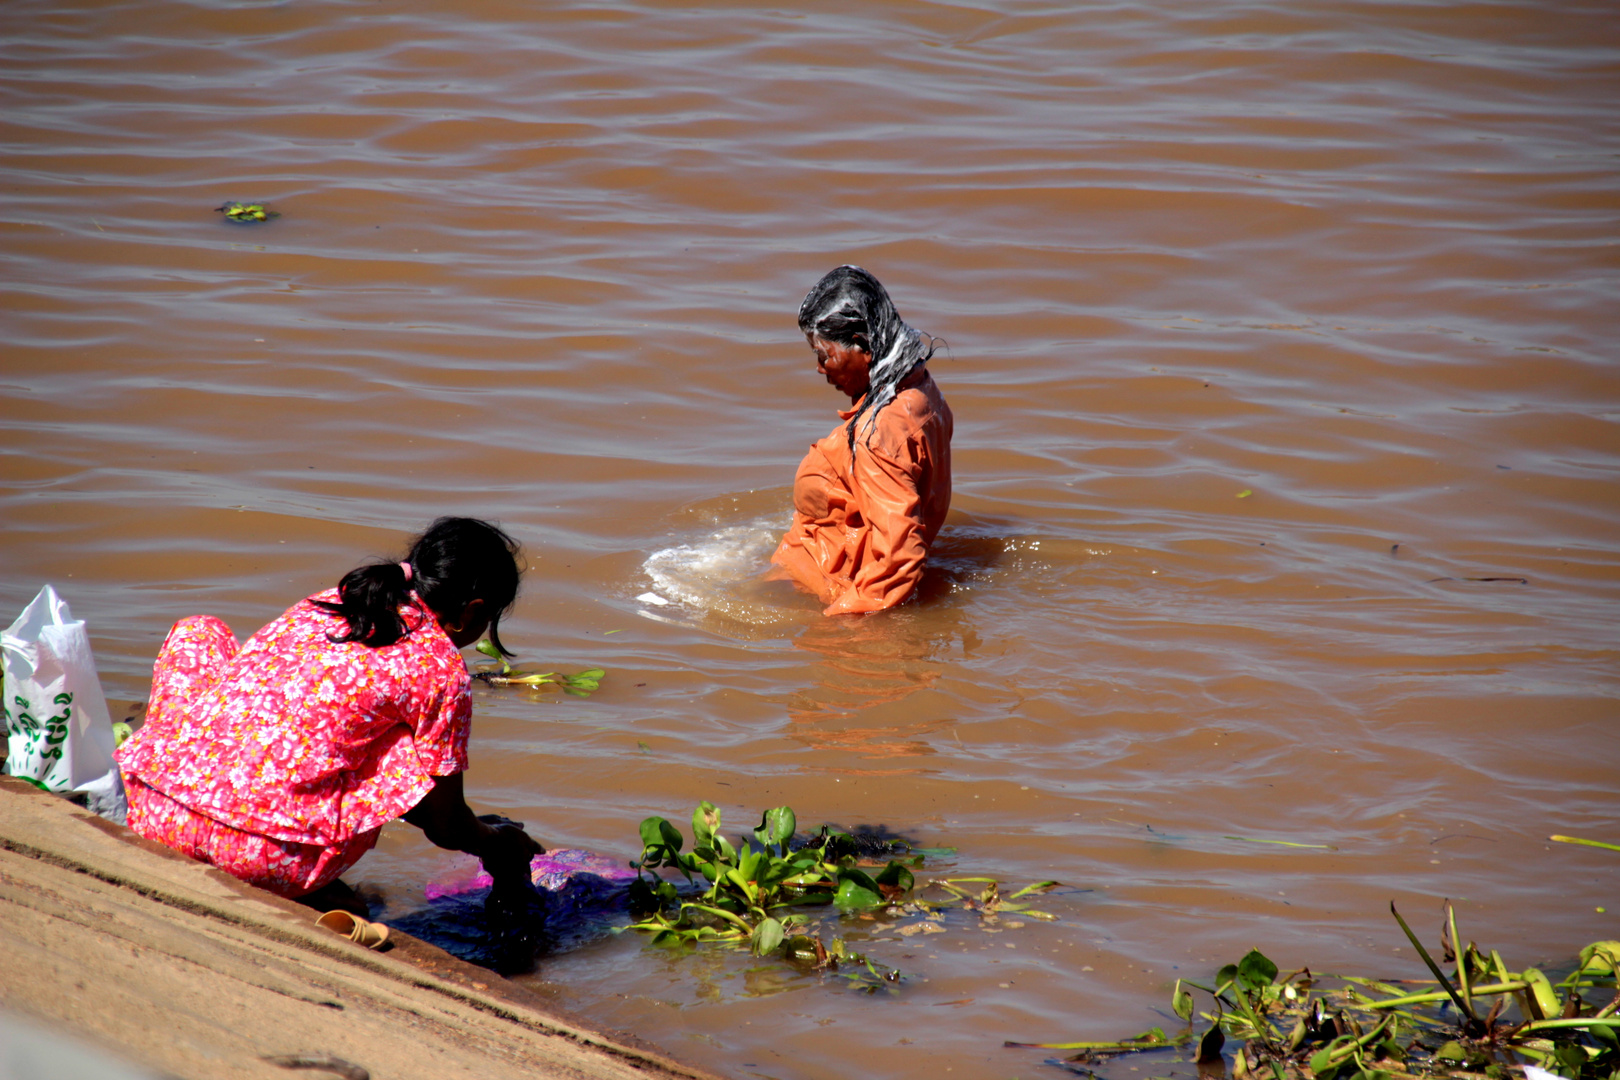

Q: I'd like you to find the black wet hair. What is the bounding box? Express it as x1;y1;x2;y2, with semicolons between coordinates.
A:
311;516;523;654
797;265;936;453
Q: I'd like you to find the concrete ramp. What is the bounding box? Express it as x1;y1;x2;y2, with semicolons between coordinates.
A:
0;776;717;1080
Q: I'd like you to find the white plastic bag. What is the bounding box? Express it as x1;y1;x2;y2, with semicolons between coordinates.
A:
2;585;126;822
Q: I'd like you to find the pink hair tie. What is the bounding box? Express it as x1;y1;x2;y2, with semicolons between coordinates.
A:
398;561;414;583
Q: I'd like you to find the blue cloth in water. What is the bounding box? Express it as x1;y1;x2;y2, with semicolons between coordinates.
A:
400;849;638;973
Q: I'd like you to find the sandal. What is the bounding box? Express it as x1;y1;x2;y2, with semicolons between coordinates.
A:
315;909;391;950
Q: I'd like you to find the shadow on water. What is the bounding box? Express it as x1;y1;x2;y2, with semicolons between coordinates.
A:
915;521;1016;607
387;887;570;977
387;884;634;977
789;823;922;861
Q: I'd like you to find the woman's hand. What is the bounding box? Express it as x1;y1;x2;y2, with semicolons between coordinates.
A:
474;814;545;891
403;774;545;892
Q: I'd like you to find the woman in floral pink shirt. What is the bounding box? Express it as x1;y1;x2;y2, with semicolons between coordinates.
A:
117;517;543;912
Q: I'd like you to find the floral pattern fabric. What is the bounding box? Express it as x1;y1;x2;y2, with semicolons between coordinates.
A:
125;775;379;897
117;590;472;851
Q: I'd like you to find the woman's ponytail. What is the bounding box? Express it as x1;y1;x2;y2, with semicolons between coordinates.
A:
313;517;522;651
312;560;416;647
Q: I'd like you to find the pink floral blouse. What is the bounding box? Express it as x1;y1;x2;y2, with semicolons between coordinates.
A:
117;590;471;847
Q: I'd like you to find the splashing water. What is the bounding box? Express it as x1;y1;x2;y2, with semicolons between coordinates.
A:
640;515;805;629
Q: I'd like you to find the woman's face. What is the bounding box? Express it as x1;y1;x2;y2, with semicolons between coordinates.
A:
809;334;871;402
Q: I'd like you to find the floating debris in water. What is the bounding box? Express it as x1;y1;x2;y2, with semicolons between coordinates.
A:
1225;834;1338;850
470;639;603;697
215;201;278;223
1551;834;1620;854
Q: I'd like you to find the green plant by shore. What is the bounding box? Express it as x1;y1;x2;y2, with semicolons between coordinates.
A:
1009;902;1619;1080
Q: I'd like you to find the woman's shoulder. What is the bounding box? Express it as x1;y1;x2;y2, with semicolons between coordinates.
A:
390;602;469;682
911;368;948;403
248;591;457;668
856;371;948;461
883;371;949;427
246;591;340;644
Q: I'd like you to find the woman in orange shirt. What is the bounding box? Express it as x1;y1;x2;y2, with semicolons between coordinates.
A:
771;266;953;616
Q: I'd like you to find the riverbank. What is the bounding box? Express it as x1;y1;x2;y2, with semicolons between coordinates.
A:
0;775;719;1080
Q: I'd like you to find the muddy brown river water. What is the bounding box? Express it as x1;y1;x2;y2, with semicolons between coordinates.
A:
3;1;1617;1077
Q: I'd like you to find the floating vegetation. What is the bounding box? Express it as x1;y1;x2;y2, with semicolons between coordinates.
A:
927;876;1062;922
472;640;603;697
627;802;912;989
1551;835;1620;854
626;801;1063;993
215;201;278;223
1009;901;1620;1080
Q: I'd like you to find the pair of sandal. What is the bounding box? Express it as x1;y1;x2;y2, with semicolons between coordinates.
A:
315;909;390;950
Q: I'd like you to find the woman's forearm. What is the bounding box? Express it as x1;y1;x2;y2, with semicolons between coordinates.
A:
403;772;543;889
402;772;494;853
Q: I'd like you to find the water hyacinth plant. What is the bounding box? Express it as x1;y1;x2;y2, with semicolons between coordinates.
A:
627;802;913;983
1009;902;1620;1080
626;801;1064;992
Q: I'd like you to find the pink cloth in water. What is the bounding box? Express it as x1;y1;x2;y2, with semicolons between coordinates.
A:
425;848;636;901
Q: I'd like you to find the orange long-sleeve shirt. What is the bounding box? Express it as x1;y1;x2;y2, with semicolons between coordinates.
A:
770;369;953;616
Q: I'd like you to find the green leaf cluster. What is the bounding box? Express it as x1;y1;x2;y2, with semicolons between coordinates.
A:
627;802;915;987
